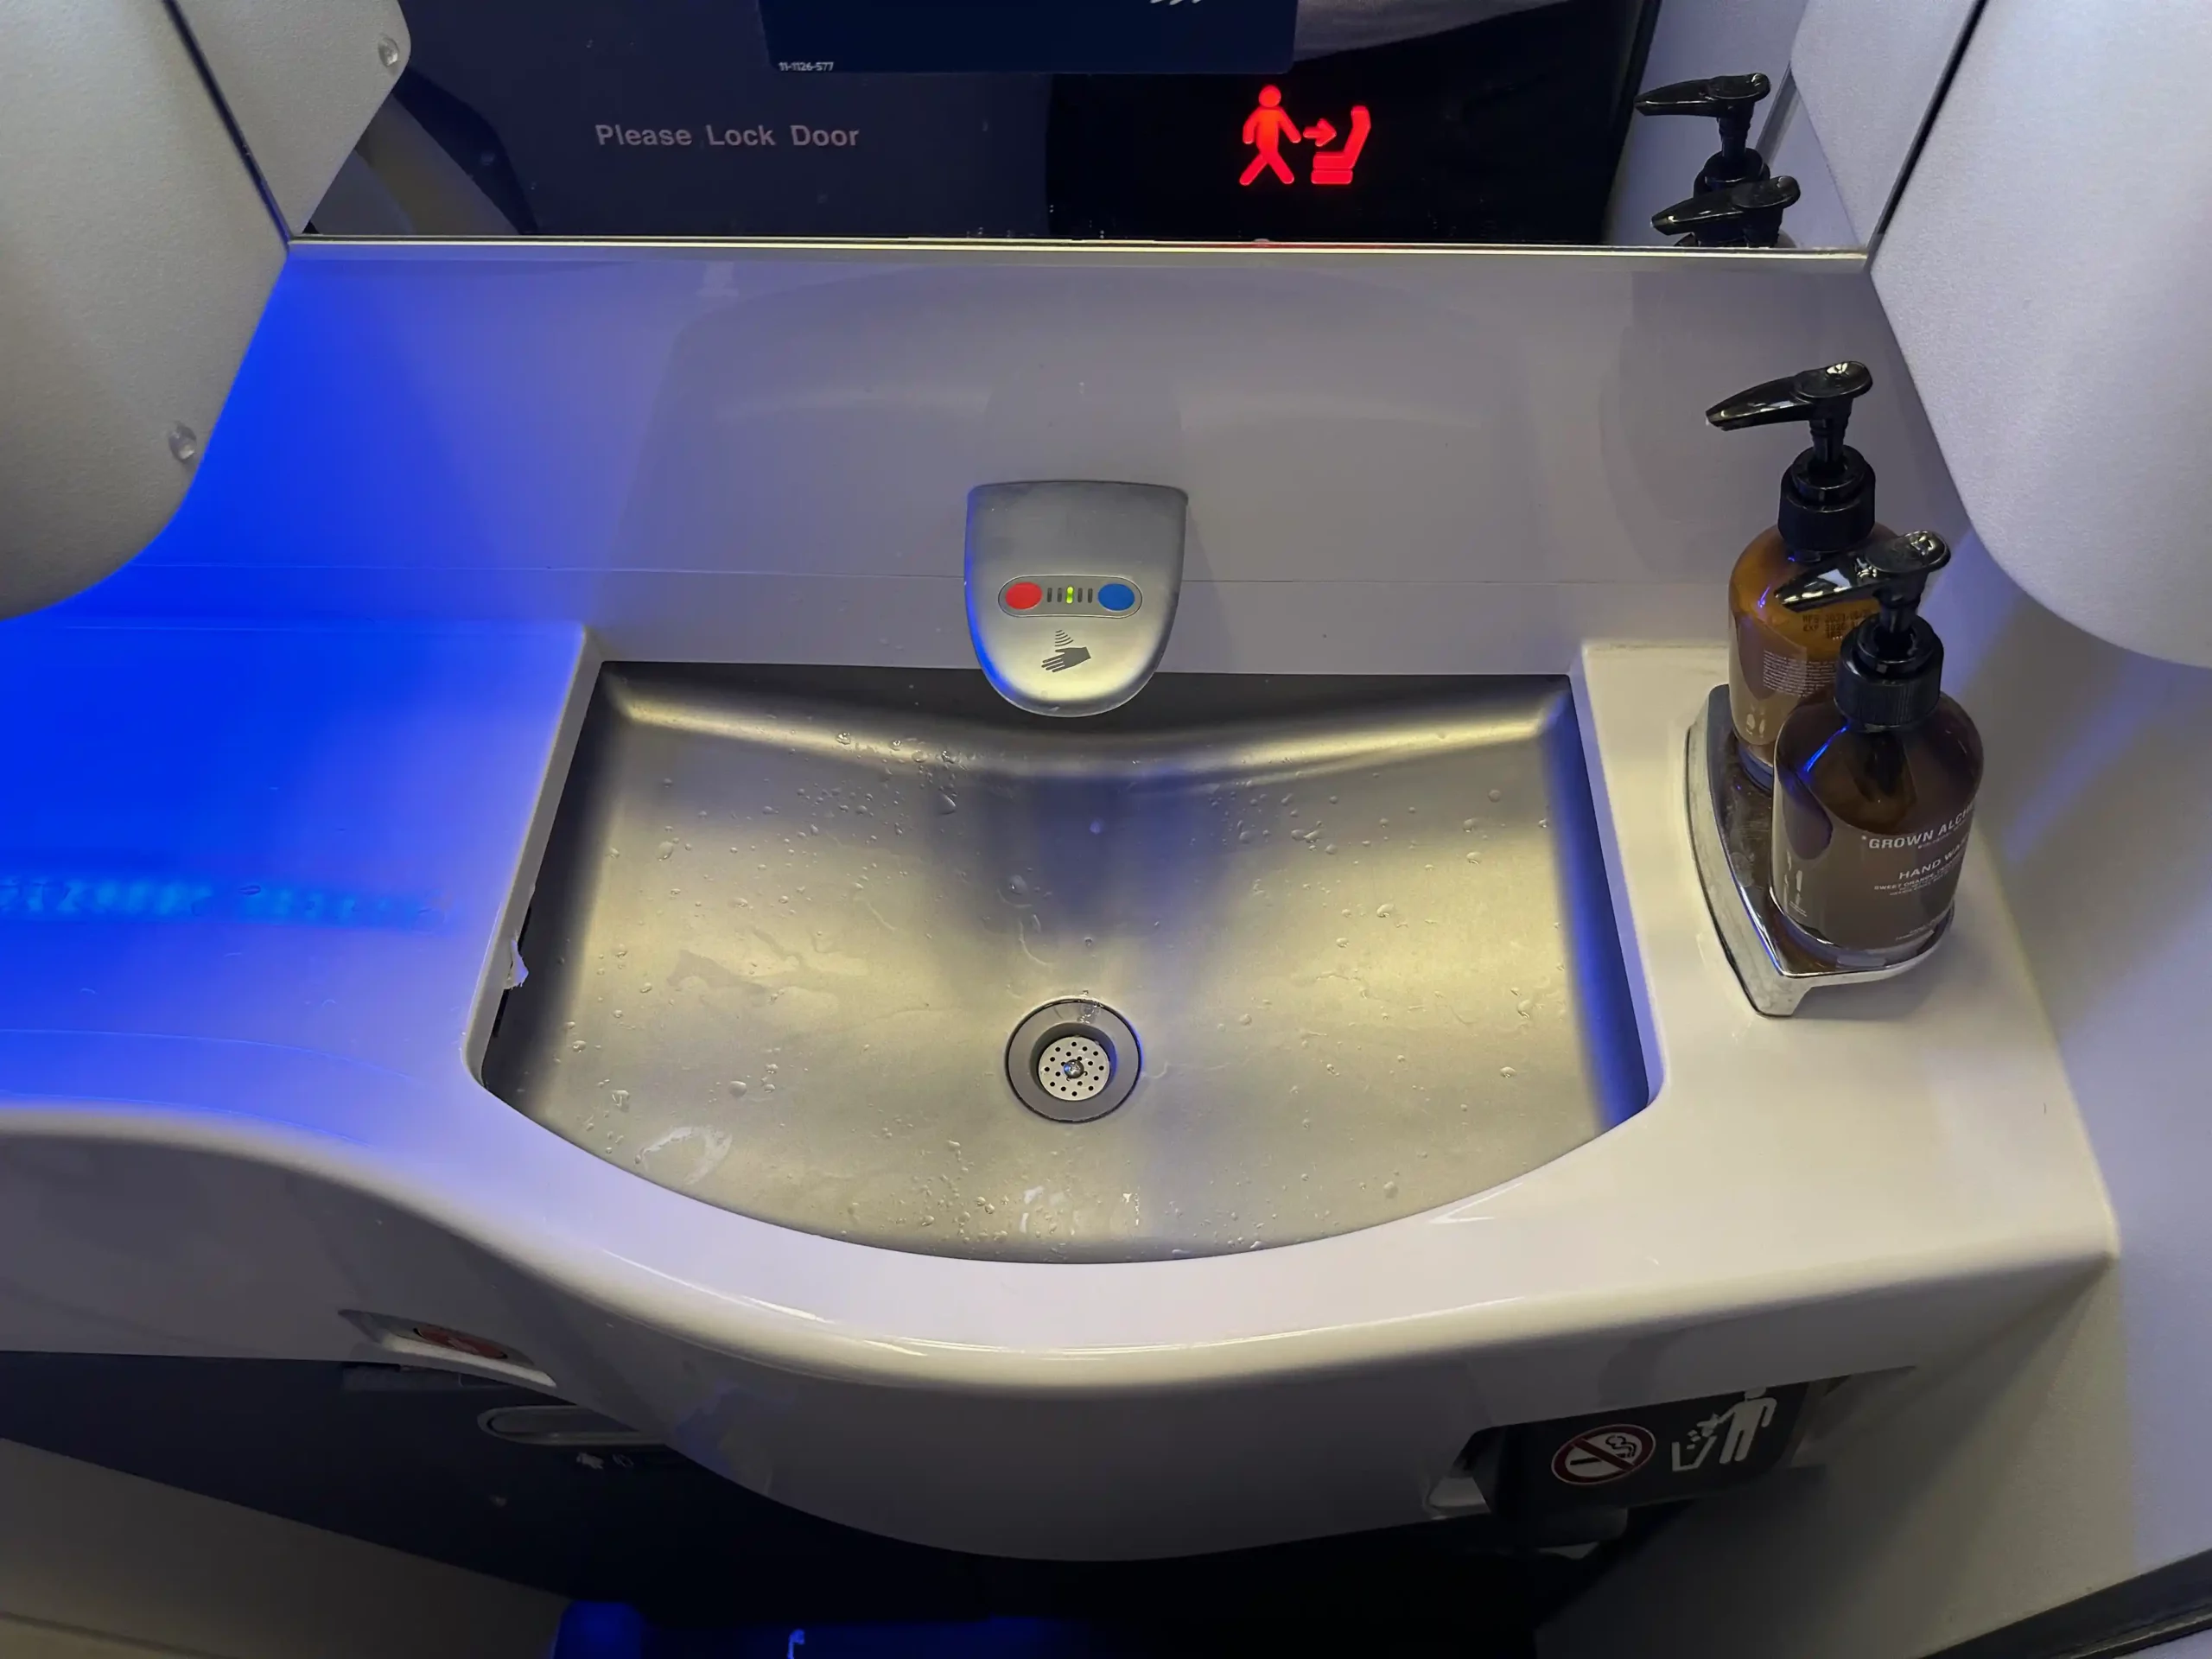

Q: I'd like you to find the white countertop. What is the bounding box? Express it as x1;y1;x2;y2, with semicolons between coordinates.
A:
0;617;2113;1400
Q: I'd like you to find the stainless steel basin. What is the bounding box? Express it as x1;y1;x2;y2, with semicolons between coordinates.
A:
483;668;1648;1262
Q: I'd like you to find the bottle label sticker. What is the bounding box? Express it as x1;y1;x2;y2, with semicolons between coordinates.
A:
1734;603;1871;747
1776;796;1974;951
1756;648;1837;700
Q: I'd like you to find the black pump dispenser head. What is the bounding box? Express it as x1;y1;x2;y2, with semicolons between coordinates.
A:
1707;361;1878;554
1652;175;1800;247
1778;531;1952;728
1635;73;1774;194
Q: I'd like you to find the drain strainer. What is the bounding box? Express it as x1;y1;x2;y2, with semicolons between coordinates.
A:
1007;1001;1141;1123
1037;1034;1113;1103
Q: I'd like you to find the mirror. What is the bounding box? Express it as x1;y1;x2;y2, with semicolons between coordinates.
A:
308;0;1860;250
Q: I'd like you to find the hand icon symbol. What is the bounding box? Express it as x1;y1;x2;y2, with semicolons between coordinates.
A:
1041;645;1093;672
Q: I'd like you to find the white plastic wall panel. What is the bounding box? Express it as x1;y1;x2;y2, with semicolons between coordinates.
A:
0;4;284;618
1873;0;2212;666
1790;0;1980;243
68;243;1969;674
175;0;411;233
1759;86;1855;251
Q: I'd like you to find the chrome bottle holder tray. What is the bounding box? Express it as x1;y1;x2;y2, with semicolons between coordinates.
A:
1688;685;1948;1016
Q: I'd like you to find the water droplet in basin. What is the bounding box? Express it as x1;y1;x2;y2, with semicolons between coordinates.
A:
570;1039;586;1052
1006;874;1029;899
836;733;853;746
1335;937;1349;948
1089;818;1105;835
1376;903;1395;918
728;1080;747;1097
1488;788;1503;802
1465;850;1481;864
613;945;628;957
1238;1013;1252;1026
611;1089;630;1108
1517;999;1534;1017
1083;936;1096;950
935;792;959;815
1499;1065;1516;1079
1383;1180;1400;1198
1324;843;1338;855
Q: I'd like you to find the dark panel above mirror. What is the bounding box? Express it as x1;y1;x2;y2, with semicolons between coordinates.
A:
315;0;1660;244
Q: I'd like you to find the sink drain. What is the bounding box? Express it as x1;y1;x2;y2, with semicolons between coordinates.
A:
1007;1001;1141;1123
1037;1034;1113;1103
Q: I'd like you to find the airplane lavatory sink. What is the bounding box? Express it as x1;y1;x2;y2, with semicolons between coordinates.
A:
483;668;1649;1262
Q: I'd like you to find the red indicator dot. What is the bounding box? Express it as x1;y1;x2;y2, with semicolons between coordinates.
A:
1003;581;1043;612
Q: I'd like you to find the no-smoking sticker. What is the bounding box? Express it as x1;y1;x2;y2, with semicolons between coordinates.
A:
1550;1423;1656;1486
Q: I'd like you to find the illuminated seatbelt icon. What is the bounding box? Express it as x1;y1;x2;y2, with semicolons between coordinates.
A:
1304;105;1372;186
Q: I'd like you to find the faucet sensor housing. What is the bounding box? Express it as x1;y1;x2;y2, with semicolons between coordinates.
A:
964;481;1186;716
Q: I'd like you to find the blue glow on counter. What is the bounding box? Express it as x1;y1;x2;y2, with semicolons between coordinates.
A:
0;873;446;930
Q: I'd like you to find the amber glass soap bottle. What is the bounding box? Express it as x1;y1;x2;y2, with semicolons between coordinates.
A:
1770;531;1984;968
1708;361;1890;785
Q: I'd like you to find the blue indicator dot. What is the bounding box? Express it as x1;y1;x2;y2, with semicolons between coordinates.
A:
1097;582;1137;613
